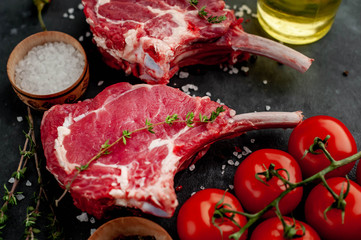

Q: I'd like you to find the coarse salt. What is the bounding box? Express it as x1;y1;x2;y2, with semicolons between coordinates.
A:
17;116;23;122
15;42;85;95
76;212;89;222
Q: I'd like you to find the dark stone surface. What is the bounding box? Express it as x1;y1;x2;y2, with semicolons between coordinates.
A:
0;0;360;239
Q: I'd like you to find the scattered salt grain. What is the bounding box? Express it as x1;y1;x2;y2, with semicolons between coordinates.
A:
63;13;69;18
76;212;89;222
85;31;92;37
265;105;271;111
250;138;255;143
97;80;104;86
263;80;268;85
227;159;235;166
90;228;97;235
26;180;32;186
78;35;84;42
235;4;252;18
181;84;198;95
15;42;85;95
234;161;240;167
16;194;25;201
241;66;249;74
17;116;23;122
205;92;211;97
69;14;75;19
216;99;224;105
189;164;196;171
229;185;234;190
8;177;15;184
200;186;205;190
242;146;252;156
233;151;238;157
90;217;96;224
10;28;18;35
68;8;75;14
221;165;226;170
179;71;189;79
78;3;84;10
251;13;258;18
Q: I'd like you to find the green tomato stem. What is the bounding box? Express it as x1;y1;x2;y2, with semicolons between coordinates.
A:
230;143;361;240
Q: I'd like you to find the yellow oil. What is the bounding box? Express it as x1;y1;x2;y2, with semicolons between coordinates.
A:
257;0;342;45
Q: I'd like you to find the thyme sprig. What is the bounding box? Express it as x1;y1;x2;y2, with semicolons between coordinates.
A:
0;107;62;240
188;0;227;24
224;136;361;240
0;112;34;239
55;106;226;205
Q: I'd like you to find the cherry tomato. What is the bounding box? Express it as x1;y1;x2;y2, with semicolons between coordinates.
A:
288;115;357;179
233;149;303;218
250;216;320;240
305;177;361;240
177;188;247;240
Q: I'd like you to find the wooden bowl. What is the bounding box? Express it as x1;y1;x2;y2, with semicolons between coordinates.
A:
7;31;89;111
89;217;172;240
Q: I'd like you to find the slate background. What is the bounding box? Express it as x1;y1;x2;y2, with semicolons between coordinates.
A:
0;0;360;239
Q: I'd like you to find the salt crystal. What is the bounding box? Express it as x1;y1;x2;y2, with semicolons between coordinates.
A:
68;8;75;14
242;146;252;156
233;151;238;157
8;177;15;183
90;217;96;224
17;116;23;122
265;105;271;111
10;28;18;35
69;14;75;19
97;80;104;86
189;164;196;171
251;139;255;143
90;228;97;235
263;80;268;84
229;185;234;190
237;154;242;159
15;42;85;95
234;161;240;166
63;13;69;18
78;35;84;42
26;180;32;186
181;84;198;95
227;159;235;166
241;66;249;73
78;3;84;10
205;92;211;97
200;186;205;190
85;31;91;37
221;165;226;170
221;170;225;175
179;71;189;79
76;212;89;222
16;194;25;201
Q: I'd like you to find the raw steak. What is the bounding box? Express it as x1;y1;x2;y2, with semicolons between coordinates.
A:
41;82;303;218
82;0;313;84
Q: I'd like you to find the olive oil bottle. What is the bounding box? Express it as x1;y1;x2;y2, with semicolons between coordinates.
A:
257;0;342;44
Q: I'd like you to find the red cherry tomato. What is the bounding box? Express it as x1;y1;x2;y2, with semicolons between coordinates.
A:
250;216;320;240
177;188;247;240
288;115;357;179
233;149;303;218
305;177;361;240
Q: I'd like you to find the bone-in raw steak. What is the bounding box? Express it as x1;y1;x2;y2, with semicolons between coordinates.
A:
41;82;303;218
82;0;313;84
